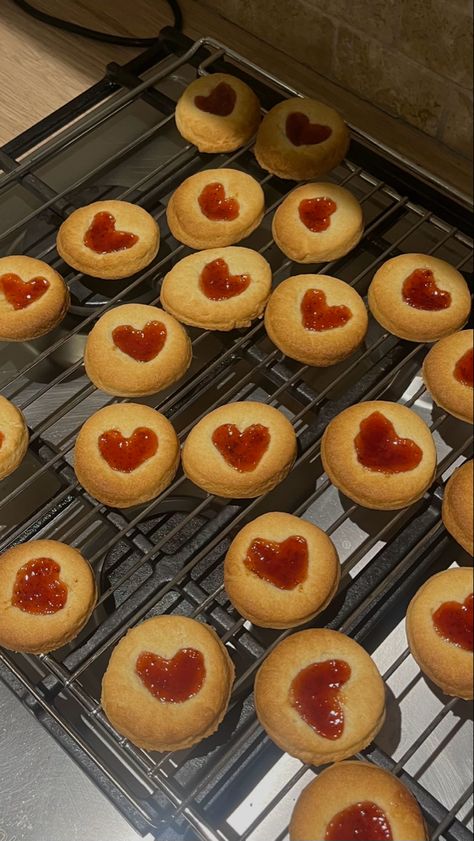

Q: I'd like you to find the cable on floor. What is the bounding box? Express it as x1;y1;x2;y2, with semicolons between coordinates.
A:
11;0;182;46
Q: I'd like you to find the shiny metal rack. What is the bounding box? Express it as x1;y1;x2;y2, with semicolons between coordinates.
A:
0;34;472;841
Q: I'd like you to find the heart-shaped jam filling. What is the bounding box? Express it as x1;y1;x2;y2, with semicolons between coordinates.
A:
402;268;451;311
301;289;352;331
112;321;167;362
198;182;240;221
0;272;50;310
286;112;332;146
290;659;351;739
355;411;423;474
212;423;270;472
433;593;473;651
135;648;205;702
195;82;237;116
12;558;68;615
299;197;337;232
199;258;250;300
454;347;473;387
325;802;393;841
244;535;308;589
98;427;158;472
83;212;139;254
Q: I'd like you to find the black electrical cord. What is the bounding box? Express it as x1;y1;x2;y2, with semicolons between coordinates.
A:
11;0;183;46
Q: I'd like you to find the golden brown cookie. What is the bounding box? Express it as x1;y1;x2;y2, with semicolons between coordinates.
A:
264;274;368;366
289;761;427;841
406;567;473;699
272;182;363;263
160;246;272;331
0;255;69;342
442;460;473;555
182;401;297;498
321;401;437;510
74;403;179;508
254;629;385;764
254;97;350;181
175;72;261;153
368;254;471;343
84;304;191;397
56;200;160;279
101;615;234;751
166;168;265;250
0;539;97;654
224;512;340;628
0;396;29;481
423;329;473;424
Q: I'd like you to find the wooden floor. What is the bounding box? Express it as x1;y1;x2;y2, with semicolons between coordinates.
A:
1;0;471;197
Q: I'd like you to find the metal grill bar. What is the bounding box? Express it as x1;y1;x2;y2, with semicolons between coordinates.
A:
0;34;472;841
432;786;474;841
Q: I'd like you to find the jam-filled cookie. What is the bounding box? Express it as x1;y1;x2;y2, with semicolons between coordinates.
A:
321;401;437;510
272;183;363;263
423;329;473;424
254;629;385;764
74;403;179;508
289;761;427;841
254;97;350;181
368;254;471;343
101;615;234;751
56;200;160;279
0;396;29;481
166;168;265;250
264;274;368;366
161;247;272;331
224;511;340;628
175;72;261;153
0;539;97;654
442;460;473;555
406;567;473;699
0;255;69;341
84;304;191;397
182;401;297;498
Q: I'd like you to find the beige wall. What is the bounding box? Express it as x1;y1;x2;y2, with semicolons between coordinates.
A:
195;0;473;160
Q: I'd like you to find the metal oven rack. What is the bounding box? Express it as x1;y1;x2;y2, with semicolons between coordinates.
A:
0;34;472;841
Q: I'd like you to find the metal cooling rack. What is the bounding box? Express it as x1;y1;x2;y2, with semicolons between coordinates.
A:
0;34;472;841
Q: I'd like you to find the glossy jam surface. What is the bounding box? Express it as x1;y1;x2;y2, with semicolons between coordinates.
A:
0;272;50;310
112;321;167;362
433;593;473;651
198;183;240;221
299;197;337;232
325;802;393;841
354;411;423;474
244;535;309;590
12;558;68;615
0;431;4;450
402;268;451;311
290;659;351;739
212;423;270;472
301;289;352;331
286;112;332;146
199;258;250;300
454;347;473;387
83;212;139;254
98;427;158;472
194;82;237;116
135;648;205;703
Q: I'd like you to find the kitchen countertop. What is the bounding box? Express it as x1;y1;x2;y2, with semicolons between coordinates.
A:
1;0;472;198
0;4;472;841
0;679;152;841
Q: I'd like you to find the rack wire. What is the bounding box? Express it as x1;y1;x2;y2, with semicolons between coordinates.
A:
0;35;472;841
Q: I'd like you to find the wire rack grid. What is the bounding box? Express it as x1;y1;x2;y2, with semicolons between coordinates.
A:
0;35;472;841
